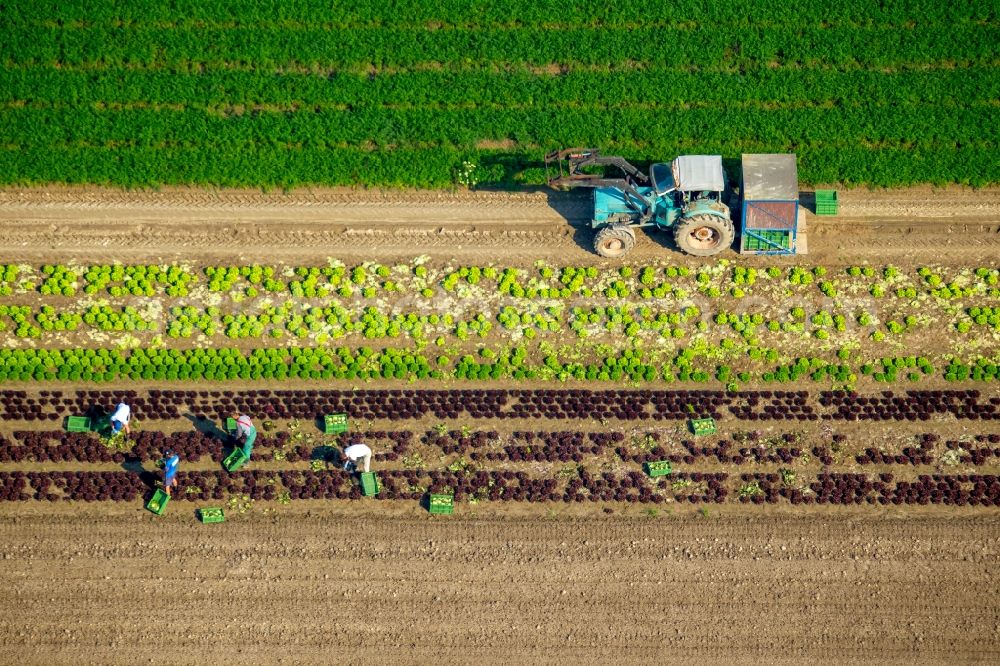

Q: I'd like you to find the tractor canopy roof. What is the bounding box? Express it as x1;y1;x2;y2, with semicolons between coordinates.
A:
671;155;725;192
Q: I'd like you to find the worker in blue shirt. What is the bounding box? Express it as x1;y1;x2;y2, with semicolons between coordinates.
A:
161;452;180;496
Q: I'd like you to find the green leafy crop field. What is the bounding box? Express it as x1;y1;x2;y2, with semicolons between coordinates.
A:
0;1;997;188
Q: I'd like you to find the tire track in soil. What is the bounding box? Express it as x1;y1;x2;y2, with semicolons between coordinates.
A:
0;185;998;263
0;512;998;665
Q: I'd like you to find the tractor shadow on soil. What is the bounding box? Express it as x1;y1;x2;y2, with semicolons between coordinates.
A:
799;191;817;214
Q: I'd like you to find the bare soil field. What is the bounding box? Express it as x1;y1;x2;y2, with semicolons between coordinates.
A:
1;508;998;666
0;185;997;264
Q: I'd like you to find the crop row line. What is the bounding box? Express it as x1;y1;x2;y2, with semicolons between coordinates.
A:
4;105;996;144
7;59;997;78
4;0;995;25
3;143;997;188
5;98;998;115
3;138;996;152
4;26;996;69
14;18;996;31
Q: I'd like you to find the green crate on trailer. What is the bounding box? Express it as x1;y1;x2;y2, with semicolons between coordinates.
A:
146;489;170;515
222;447;248;472
428;493;454;515
689;418;717;436
643;460;673;478
324;413;348;435
198;507;225;524
226;417;237;435
815;190;838;215
359;472;379;497
66;416;92;432
742;230;791;252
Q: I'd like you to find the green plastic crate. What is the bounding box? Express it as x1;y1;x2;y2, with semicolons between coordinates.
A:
743;230;790;252
66;416;92;432
324;413;348;435
428;493;454;515
198;507;225;524
689;418;717;436
226;417;237;435
223;447;248;472
643;460;673;478
815;189;838;216
360;472;380;497
146;489;170;515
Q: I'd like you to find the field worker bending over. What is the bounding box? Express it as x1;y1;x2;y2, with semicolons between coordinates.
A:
109;401;131;435
342;442;372;473
234;414;257;459
161;452;180;496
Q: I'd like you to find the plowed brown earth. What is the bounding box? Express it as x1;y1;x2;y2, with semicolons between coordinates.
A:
0;185;997;264
1;508;998;665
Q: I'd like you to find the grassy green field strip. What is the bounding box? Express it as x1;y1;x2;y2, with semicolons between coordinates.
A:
3;26;995;68
3;107;993;147
3;68;997;108
4;0;994;26
2;143;995;187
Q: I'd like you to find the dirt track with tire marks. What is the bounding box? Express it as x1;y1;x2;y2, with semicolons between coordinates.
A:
1;510;998;665
0;185;997;263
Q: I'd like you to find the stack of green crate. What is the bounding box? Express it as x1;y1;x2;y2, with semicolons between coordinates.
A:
815;190;838;215
743;230;791;252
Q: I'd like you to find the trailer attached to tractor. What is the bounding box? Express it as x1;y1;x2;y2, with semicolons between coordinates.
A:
545;148;800;258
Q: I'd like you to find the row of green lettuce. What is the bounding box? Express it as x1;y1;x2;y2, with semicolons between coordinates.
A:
0;347;994;386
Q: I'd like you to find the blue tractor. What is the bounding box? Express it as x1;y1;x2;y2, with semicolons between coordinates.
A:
545;148;735;258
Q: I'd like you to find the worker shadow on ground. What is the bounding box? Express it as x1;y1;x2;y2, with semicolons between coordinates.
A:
311;444;341;466
183;412;228;441
121;456;158;491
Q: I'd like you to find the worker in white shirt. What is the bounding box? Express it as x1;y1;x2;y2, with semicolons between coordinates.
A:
342;443;372;473
109;402;131;435
233;414;257;459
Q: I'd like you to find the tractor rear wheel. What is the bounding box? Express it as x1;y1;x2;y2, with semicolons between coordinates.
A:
673;215;734;256
593;224;636;258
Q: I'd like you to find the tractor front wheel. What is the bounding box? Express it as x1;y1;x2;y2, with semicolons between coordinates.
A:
673;215;734;256
593;224;636;258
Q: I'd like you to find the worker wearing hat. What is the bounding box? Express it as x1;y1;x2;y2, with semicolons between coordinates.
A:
342;442;372;473
109;401;131;435
161;452;180;496
234;414;257;460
